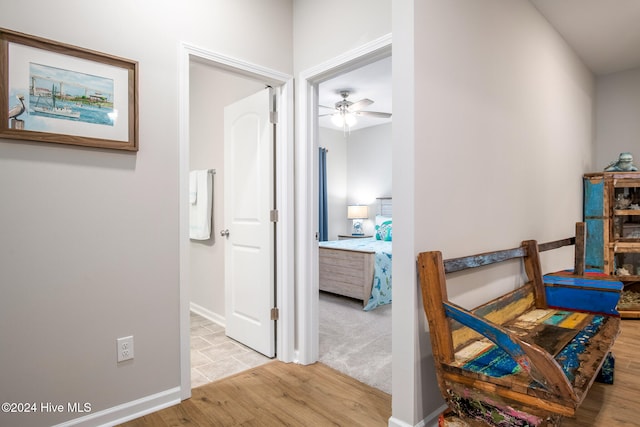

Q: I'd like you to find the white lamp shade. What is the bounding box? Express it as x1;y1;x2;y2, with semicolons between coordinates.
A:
347;205;369;219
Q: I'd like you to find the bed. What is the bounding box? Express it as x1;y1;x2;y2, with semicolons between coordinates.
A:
318;198;393;311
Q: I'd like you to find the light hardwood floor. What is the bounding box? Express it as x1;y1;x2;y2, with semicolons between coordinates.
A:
120;320;639;427
118;361;391;427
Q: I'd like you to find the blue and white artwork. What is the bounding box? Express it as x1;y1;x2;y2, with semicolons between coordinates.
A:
7;40;130;143
25;63;115;128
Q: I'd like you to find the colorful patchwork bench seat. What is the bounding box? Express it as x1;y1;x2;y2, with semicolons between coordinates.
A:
418;223;622;427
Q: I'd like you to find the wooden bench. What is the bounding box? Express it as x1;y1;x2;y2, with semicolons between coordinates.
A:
418;223;623;427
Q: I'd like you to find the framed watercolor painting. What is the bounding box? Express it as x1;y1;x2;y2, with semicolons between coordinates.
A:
0;28;138;151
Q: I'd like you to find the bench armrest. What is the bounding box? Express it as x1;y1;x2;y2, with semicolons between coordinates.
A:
543;273;623;316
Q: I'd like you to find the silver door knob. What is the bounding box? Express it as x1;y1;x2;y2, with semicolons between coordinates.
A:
220;229;230;237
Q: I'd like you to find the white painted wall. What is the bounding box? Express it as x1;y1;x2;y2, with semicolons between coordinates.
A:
293;0;393;73
347;123;393;236
595;67;640;170
0;1;292;426
394;0;595;425
189;62;264;319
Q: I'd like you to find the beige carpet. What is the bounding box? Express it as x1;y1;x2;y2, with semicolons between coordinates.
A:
318;291;392;394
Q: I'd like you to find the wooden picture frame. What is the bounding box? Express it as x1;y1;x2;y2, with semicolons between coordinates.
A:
0;28;138;151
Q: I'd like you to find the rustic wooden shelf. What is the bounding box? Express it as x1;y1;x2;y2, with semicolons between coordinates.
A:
614;209;640;215
619;310;640;319
614;275;640;282
585;172;640;319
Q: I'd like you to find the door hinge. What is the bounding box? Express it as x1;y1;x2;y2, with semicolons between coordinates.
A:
270;307;279;321
268;87;278;124
270;209;279;222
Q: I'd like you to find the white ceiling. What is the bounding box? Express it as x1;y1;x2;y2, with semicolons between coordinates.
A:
531;0;640;75
318;56;392;132
318;2;640;131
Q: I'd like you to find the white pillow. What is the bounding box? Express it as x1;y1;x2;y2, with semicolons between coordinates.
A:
375;215;392;226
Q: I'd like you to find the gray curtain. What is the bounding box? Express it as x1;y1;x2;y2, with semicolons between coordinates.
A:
319;147;328;241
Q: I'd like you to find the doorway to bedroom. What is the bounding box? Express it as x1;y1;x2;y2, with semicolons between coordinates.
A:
316;53;393;394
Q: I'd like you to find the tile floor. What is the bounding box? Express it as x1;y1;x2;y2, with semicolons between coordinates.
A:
190;311;272;388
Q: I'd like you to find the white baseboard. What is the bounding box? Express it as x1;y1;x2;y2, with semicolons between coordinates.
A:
51;387;180;427
388;403;447;427
388;416;415;427
190;302;225;327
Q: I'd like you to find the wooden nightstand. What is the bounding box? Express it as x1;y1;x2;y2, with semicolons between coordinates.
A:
337;234;373;240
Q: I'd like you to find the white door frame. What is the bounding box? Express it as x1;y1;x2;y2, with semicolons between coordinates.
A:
295;34;392;364
178;42;295;399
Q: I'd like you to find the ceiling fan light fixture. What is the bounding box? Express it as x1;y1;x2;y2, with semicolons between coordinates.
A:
344;113;357;127
331;111;357;129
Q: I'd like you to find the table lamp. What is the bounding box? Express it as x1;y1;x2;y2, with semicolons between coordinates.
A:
347;205;369;236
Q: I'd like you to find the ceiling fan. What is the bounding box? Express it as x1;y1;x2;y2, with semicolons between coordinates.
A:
319;90;391;130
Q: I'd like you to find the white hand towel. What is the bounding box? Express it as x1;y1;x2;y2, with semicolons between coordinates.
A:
189;170;213;240
189;171;197;204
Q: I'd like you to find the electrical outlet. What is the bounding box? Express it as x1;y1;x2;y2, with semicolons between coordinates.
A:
117;336;134;362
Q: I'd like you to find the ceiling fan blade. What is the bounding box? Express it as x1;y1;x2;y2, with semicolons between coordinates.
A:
348;98;374;112
356;111;392;118
318;113;336;117
318;104;336;110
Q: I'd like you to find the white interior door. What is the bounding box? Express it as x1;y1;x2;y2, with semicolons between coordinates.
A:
223;88;275;357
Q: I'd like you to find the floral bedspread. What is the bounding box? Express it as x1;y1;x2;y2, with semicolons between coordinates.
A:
319;237;392;310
